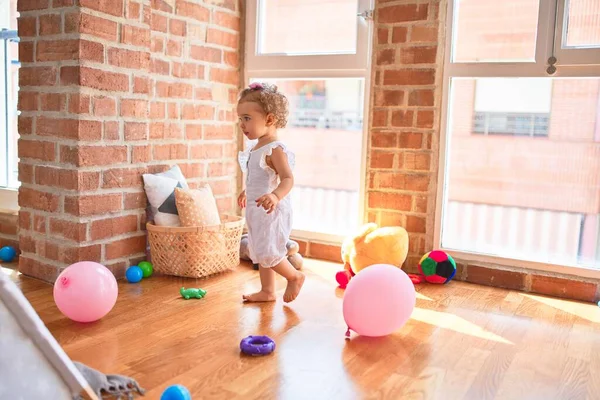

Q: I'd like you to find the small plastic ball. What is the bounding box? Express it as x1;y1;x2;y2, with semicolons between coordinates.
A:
125;266;143;283
161;384;191;400
138;261;153;278
0;246;17;262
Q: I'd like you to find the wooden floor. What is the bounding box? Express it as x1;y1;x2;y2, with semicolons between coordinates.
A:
5;260;600;400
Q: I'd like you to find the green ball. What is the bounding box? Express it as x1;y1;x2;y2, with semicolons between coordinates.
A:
138;261;153;278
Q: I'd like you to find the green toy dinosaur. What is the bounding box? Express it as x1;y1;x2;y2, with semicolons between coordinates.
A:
180;287;207;299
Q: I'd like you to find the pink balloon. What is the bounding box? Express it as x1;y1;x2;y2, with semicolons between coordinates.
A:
343;264;416;337
53;261;118;323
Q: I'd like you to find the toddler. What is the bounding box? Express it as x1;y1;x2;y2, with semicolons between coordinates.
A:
237;82;305;303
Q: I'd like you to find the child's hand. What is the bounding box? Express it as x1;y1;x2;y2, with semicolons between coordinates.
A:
237;190;246;208
256;193;279;214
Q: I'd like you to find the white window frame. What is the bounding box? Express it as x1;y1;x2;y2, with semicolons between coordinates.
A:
0;3;19;212
0;187;17;211
244;0;374;243
435;0;600;279
245;0;372;78
554;0;600;66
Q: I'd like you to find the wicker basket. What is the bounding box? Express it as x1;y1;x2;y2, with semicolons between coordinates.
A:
146;215;245;279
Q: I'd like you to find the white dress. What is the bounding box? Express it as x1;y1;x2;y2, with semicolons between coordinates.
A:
238;141;295;268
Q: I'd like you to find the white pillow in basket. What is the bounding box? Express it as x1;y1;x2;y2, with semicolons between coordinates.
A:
174;185;221;227
142;165;189;227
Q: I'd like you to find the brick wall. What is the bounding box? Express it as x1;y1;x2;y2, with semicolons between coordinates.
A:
16;0;240;282
368;1;440;267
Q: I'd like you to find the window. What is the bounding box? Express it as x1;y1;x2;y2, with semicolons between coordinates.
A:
564;0;600;48
472;78;552;137
473;111;550;137
452;0;541;63
438;0;600;272
554;0;600;64
0;0;19;194
244;0;373;239
257;0;359;56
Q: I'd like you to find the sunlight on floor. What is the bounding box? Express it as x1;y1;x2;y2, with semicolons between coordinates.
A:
521;293;600;323
416;292;434;302
305;261;436;304
411;307;513;344
303;259;343;282
1;266;18;277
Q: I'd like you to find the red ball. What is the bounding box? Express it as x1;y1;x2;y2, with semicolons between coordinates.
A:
336;270;351;289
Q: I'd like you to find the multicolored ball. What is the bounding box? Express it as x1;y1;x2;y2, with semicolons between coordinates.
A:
418;250;457;284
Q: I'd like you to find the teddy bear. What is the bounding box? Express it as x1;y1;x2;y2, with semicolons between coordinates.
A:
239;234;303;271
336;222;409;288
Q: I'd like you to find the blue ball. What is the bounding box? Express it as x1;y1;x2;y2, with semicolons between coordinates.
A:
125;266;143;283
0;246;16;262
161;385;191;400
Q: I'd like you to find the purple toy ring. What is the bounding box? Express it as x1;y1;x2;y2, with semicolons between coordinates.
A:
240;335;276;356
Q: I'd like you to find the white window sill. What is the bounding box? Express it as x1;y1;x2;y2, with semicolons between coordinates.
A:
0;188;18;213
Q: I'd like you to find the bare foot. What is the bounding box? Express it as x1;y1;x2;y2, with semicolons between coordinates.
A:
283;272;305;303
243;290;276;302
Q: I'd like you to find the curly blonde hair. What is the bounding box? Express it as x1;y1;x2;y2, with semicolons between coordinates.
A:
238;82;289;129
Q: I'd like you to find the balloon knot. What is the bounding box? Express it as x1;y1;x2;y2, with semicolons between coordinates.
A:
60;276;70;287
345;327;351;339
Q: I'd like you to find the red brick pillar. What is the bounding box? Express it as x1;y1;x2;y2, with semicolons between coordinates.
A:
368;1;442;269
17;0;240;282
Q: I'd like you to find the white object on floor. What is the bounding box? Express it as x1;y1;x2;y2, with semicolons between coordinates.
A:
0;272;98;400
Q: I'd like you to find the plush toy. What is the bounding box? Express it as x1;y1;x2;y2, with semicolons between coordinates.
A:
337;223;409;288
240;234;303;270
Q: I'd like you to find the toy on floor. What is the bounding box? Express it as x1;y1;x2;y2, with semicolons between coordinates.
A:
0;245;16;262
337;223;409;288
240;233;303;270
240;335;276;356
335;264;355;289
126;266;144;283
408;250;457;284
161;384;191;400
1;271;142;399
138;261;153;278
180;287;206;299
53;261;118;323
74;361;145;399
343;264;415;338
